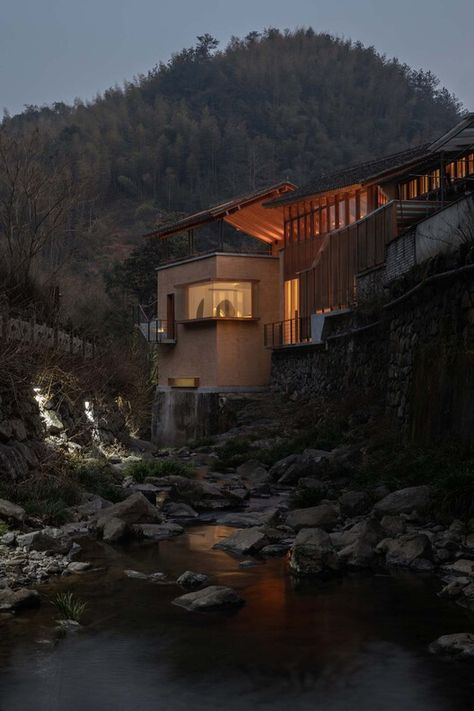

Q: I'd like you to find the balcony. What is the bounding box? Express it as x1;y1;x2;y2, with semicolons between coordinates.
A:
134;304;176;344
264;317;311;348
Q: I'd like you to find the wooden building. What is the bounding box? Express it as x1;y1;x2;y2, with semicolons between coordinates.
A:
263;113;474;345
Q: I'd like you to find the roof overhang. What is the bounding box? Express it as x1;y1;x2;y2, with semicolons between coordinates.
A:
146;182;296;244
429;113;474;153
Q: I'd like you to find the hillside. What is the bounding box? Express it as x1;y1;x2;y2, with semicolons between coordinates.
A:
1;28;463;317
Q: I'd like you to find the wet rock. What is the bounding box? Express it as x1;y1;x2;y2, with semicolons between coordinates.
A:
125;569;167;582
289;528;341;577
261;543;290;557
429;633;474;659
339;491;371;517
57;619;82;634
66;561;92;574
239;560;257;568
0;498;25;524
0;588;40;612
373;486;433;517
176;571;209;589
214;527;268;556
378;533;433;568
286;504;338;532
172;585;244;612
97;492;162;528
132;522;184;540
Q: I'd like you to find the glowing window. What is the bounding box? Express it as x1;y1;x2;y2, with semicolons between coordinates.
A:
186;281;254;320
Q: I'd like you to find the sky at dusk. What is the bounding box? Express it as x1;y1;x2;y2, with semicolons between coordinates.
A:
1;0;473;116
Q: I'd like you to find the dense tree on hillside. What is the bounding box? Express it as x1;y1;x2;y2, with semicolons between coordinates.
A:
0;28;463;319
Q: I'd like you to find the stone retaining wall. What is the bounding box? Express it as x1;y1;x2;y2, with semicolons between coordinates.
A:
271;259;474;446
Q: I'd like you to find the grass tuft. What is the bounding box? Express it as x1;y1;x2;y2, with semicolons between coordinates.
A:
53;591;87;622
124;459;194;482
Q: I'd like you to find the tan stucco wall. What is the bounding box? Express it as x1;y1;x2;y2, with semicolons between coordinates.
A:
156;253;279;388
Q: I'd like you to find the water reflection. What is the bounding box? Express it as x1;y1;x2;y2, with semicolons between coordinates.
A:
0;525;471;711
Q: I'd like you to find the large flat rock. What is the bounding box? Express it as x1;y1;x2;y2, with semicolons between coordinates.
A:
172;585;244;612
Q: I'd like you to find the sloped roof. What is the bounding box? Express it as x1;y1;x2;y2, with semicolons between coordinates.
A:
265;144;430;207
266;113;474;208
146;181;295;243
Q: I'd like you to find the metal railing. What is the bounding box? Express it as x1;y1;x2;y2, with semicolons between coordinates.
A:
133;303;176;344
264;316;311;348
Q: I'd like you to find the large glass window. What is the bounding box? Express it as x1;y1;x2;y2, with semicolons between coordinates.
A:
186;281;253;320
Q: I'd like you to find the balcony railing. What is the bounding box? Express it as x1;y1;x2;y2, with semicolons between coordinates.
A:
264;317;311;348
133;303;176;344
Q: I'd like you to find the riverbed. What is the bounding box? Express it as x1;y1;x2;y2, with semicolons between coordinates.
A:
0;524;472;710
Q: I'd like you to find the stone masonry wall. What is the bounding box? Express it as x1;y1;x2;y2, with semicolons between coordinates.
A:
272;256;474;447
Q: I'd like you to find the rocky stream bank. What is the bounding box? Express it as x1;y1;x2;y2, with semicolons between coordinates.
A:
1;404;474;661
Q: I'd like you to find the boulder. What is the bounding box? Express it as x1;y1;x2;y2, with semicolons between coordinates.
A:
97;492;162;528
289;528;341;577
236;460;271;486
330;518;385;550
442;559;474;578
339;491;371;517
339;539;377;569
0;588;40;612
132;522;184;540
176;571;209;589
429;633;474;659
214;527;268;556
379;533;433;568
66;561;92;574
0;498;25;523
373;486;433;517
172;585;244;612
166;502;199;519
17;530;71;554
102;517;128;543
270;449;332;485
380;515;406;537
286;504;338;532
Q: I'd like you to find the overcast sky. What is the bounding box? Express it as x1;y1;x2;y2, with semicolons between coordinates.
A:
1;0;473;116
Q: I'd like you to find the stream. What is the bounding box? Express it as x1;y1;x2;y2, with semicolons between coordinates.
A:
0;524;472;710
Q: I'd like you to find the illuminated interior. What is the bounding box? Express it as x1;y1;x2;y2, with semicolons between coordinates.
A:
186;280;254;320
284;278;299;321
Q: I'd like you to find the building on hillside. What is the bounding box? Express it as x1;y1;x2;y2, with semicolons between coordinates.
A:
138;114;474;443
137;182;295;444
263;113;474;346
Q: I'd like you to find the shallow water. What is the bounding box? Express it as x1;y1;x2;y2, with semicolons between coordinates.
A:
0;525;472;710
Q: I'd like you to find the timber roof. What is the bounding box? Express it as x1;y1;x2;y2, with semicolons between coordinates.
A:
146;182;296;244
266;113;474;208
265;144;431;207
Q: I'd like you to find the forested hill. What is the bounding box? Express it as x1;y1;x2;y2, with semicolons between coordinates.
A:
1;29;462;318
6;29;461;215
